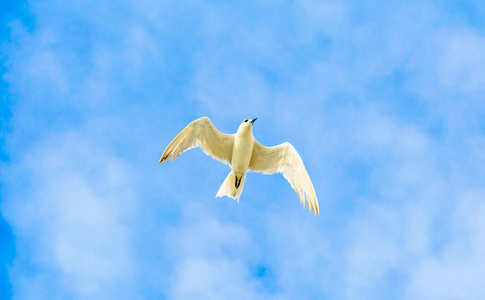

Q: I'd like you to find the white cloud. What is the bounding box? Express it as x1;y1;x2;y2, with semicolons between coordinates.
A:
405;191;485;299
2;131;137;299
3;0;485;299
437;29;485;93
166;203;272;300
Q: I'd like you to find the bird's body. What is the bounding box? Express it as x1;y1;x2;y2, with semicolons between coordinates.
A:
159;117;319;215
231;122;255;182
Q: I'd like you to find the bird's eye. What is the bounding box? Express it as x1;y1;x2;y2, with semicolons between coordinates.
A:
244;119;248;122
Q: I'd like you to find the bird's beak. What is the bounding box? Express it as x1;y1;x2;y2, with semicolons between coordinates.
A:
250;118;257;124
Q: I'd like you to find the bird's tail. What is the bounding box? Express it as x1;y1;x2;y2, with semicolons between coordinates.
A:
216;172;246;202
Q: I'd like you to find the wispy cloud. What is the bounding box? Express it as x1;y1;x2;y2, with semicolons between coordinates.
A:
2;0;485;299
3;131;137;298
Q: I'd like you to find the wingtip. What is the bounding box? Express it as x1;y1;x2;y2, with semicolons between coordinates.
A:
158;152;177;164
159;154;171;164
311;203;320;216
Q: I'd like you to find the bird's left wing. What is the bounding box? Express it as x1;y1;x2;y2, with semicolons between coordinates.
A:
249;140;319;215
159;117;234;165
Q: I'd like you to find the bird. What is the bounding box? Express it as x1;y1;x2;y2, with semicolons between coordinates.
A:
159;117;319;215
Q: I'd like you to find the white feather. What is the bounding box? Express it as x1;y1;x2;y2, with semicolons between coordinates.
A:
159;117;234;164
159;117;319;215
249;141;319;215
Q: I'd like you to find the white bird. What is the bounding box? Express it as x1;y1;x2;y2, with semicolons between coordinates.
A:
159;117;319;215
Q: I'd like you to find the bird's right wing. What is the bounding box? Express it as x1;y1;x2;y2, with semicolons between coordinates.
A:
249;140;319;215
159;117;234;165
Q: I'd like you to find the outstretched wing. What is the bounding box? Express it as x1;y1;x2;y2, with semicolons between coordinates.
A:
249;140;319;215
159;117;234;165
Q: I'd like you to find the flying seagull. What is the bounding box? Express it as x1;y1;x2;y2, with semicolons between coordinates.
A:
159;117;319;215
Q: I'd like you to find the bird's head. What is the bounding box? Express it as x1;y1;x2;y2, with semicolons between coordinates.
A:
237;118;257;134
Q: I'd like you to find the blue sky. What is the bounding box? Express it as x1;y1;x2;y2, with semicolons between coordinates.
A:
1;0;485;299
